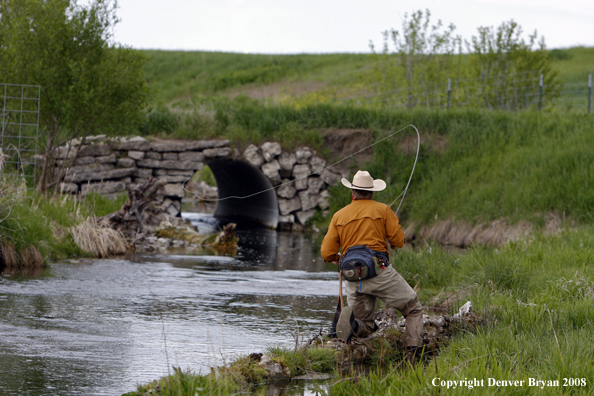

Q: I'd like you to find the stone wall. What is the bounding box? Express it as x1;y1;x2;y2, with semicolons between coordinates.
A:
241;142;343;230
54;137;343;230
55;137;231;218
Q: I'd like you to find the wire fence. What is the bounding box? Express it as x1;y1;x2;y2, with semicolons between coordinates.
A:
1;83;41;191
339;71;593;113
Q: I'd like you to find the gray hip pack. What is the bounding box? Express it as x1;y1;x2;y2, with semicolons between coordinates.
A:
339;245;390;282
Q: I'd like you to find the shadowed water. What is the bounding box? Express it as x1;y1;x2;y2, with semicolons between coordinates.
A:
0;213;339;395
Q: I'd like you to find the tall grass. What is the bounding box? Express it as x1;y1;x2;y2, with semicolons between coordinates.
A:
0;192;128;268
131;228;594;395
330;228;594;395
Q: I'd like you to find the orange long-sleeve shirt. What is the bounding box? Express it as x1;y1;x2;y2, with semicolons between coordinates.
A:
320;199;405;263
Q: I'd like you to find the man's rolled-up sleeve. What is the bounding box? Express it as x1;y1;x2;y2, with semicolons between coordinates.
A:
385;208;405;249
321;219;341;262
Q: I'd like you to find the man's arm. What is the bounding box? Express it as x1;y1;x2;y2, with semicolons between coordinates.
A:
321;219;341;263
385;207;405;249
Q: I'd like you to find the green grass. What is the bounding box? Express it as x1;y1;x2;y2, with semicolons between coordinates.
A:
0;192;128;266
142;51;372;105
131;227;594;395
141;47;594;111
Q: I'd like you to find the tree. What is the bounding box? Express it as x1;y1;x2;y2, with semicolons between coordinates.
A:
467;20;561;110
0;0;150;192
369;9;462;108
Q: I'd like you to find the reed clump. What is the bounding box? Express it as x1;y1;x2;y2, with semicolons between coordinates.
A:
70;217;129;258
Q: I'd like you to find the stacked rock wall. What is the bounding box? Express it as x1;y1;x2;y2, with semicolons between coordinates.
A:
54;137;343;230
242;142;342;230
55;137;231;219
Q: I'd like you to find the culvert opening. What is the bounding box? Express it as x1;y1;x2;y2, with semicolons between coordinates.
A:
196;158;279;229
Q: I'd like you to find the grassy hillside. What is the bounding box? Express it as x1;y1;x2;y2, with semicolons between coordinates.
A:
142;47;594;108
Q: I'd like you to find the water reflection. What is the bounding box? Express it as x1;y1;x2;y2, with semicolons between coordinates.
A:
0;214;340;396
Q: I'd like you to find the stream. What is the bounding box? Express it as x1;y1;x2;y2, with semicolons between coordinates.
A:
0;212;339;395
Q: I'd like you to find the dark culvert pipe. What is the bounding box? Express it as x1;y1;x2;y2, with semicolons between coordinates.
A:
207;158;279;229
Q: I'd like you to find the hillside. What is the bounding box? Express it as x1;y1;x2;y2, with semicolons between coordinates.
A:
142;47;594;108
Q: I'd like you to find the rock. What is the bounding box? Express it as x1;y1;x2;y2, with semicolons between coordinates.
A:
186;181;218;200
203;147;232;158
78;144;112;157
81;181;127;195
163;152;178;160
59;182;79;194
178;151;205;162
307;176;324;194
317;190;331;210
243;144;264;167
133;168;153;178
162;183;184;198
295;209;316;225
116;136;150;151
185;140;229;151
146;152;162;160
261;160;281;185
310;156;326;174
128;150;145;160
53;146;77;159
278;151;296;172
158;175;193;183
117;158;136;168
258;354;291;382
74;156;104;166
64;168;134;183
321;169;341;185
277;179;297;199
261;142;282;162
137;159;202;170
299;190;318;211
293;164;310;191
278;197;301;215
295;147;313;164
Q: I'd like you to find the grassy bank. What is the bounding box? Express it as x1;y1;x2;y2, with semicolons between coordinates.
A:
0;191;126;270
141;104;593;230
142;47;594;106
128;227;594;395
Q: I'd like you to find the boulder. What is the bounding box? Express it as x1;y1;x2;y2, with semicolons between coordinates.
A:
117;158;136;168
78;144;112;157
243;144;265;167
293;164;310;190
310;156;326;174
307;176;324;194
81;181;127;195
295;147;312;164
128;150;145;160
278;151;296;171
261;160;281;185
278;196;301;215
163;152;178;160
64;168;134;183
59;182;79;194
261;142;282;162
277;179;297;199
321;169;341;185
178;151;205;162
203;147;232;158
299;190;318;211
295;209;316;225
162;183;185;198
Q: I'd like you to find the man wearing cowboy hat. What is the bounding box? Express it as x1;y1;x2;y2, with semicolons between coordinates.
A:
321;170;424;352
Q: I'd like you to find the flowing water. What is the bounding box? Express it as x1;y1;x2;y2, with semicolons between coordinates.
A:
0;213;339;395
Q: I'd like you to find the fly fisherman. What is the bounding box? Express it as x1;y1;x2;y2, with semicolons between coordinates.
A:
320;170;424;356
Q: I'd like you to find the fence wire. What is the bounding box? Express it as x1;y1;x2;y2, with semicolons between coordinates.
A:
337;71;593;113
1;83;40;191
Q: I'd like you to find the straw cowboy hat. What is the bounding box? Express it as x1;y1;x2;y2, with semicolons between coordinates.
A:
341;170;386;192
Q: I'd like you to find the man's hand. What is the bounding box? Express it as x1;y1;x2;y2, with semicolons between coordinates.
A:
332;252;341;266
